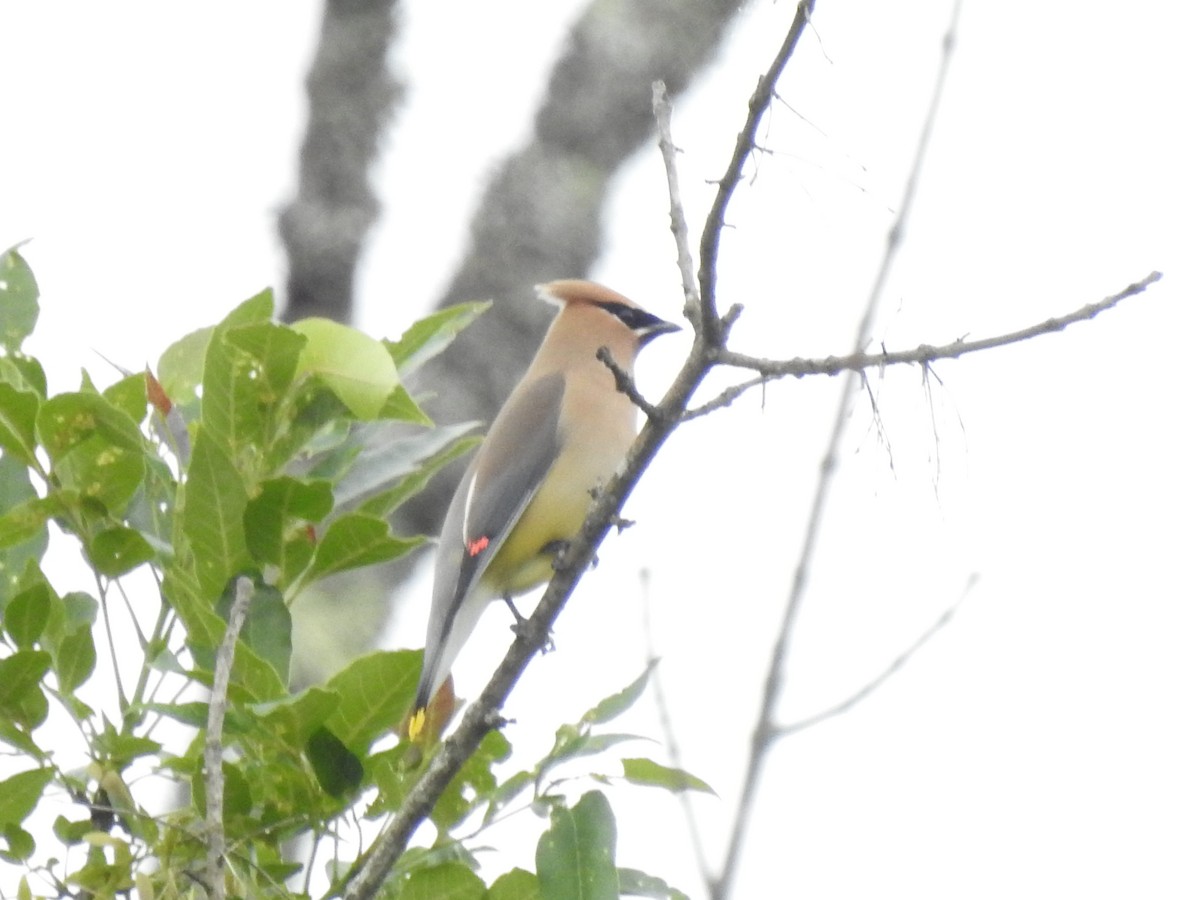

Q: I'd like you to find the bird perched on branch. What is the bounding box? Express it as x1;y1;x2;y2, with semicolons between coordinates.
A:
408;280;680;741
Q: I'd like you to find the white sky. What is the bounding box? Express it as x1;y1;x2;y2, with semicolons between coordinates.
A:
3;1;1199;898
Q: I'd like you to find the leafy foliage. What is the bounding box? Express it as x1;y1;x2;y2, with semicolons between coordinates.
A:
0;247;705;898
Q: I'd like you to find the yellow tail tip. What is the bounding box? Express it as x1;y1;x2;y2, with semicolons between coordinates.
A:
407;707;427;743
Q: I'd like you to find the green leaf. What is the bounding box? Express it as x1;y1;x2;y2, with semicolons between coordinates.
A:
156;324;213;415
3;582;50;647
536;791;619;900
337;422;478;517
59;591;99;632
0;384;39;466
432;729;512;832
123;454;177;554
0;247;39;351
539;727;644;779
54;815;94;846
324;650;420;755
93;730;161;768
377;384;431;425
0;452;40;521
308;513;423;583
616;868;689;900
36;392;146;514
281;534;317;588
0;355;47;399
292;318;400;419
54;626;97;694
404;862;487;900
243;476;332;567
620;758;714;795
199;289;276;452
162;568;285;702
88;526;155;577
223;321;305;398
385;301;490;379
0;651;51;727
52;438;144;516
0;458;49;605
0;720;42;757
0;496;58;551
181;429;250;601
583;662;657;726
362;743;418;816
161;562;216;644
191;761;253;820
484;769;535;828
102;373;149;425
304;726;364;797
66;833;135;892
218;580;291;685
488;868;541;900
253;685;339;745
261;382;347;474
0;768;52;825
140;701;210;729
1;823;35;862
36;390;144;460
39;584;86;654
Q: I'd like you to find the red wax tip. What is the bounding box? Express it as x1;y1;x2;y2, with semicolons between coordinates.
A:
467;535;490;557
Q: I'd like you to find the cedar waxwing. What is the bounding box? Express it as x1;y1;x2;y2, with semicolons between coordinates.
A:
408;280;680;740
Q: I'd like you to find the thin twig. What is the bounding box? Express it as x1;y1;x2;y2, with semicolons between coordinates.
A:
697;0;815;341
598;346;665;420
640;569;711;882
710;3;961;897
684;269;1163;419
94;574;128;712
205;576;254;900
775;573;979;737
652;81;702;324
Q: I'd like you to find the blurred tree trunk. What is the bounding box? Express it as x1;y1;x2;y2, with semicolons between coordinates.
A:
278;0;402;325
284;0;746;683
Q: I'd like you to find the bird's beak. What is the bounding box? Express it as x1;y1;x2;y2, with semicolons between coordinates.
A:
637;317;683;346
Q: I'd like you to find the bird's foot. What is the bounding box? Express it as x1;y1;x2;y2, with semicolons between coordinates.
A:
547;540;572;571
503;595;528;630
545;539;601;572
503;595;555;654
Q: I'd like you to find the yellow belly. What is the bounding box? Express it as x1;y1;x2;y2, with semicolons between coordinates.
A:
481;436;624;597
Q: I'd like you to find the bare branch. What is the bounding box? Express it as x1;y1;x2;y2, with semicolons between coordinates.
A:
205;576;254;900
710;3;961;897
598;346;666;421
698;0;815;343
652;81;702;326
775;574;980;737
687;269;1163;417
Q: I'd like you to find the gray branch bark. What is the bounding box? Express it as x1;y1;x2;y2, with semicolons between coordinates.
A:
278;0;402;324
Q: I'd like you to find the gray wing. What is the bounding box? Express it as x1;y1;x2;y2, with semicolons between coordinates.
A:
415;373;565;710
461;372;566;567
